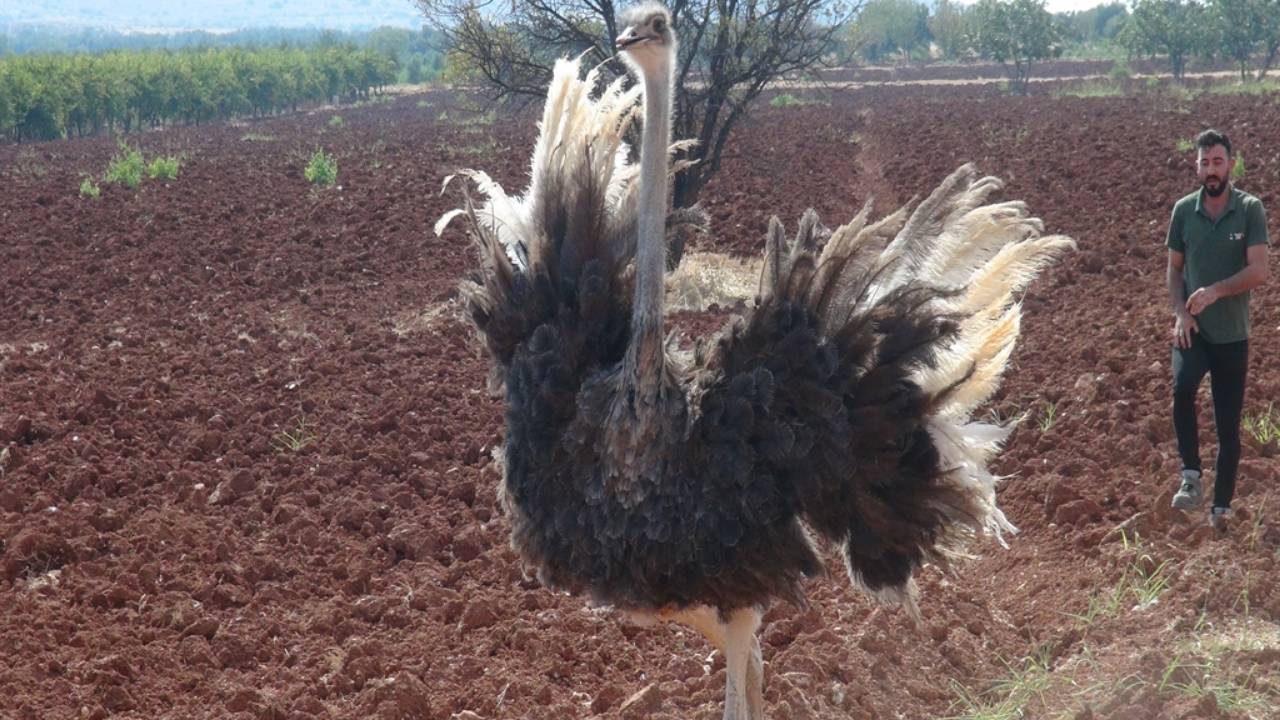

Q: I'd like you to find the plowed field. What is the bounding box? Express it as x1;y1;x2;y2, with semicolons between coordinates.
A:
3;78;1279;720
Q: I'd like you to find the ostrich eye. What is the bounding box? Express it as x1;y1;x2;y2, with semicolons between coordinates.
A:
652;18;666;34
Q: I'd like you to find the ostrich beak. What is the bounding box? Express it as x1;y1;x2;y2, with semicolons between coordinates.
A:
615;27;650;51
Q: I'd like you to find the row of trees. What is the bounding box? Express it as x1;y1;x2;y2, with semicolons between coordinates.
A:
847;0;1123;64
0;45;397;142
849;0;1280;85
1124;0;1280;80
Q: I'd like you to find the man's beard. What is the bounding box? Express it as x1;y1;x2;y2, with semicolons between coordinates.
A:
1203;175;1227;197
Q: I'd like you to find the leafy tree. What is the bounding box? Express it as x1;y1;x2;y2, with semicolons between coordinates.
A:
849;0;930;62
1251;0;1280;78
929;0;972;60
1211;0;1264;80
1123;0;1208;80
969;0;1059;95
367;26;415;68
406;56;424;84
413;0;854;209
1057;2;1128;44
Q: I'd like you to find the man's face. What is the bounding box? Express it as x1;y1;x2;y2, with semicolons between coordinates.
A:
1197;143;1231;198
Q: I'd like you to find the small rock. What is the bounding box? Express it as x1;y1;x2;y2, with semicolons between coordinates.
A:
0;488;21;512
451;527;484;562
91;388;118;410
195;430;224;456
618;683;663;719
99;686;135;712
459;600;497;631
1054;498;1102;527
182;618;221;640
226;688;263;713
385;523;437;562
228;469;256;495
449;480;477;506
590;686;627;714
87;509;124;532
1043;475;1081;519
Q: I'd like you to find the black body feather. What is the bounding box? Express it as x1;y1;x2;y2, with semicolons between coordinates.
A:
460;183;984;614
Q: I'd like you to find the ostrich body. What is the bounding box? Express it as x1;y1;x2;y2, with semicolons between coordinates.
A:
437;4;1074;718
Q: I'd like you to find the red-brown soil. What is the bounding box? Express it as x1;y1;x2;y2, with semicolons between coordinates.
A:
2;76;1279;720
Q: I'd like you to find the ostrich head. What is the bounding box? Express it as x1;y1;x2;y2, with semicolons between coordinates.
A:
616;3;676;76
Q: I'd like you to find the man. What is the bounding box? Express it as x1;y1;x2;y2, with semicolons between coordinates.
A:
1167;129;1270;533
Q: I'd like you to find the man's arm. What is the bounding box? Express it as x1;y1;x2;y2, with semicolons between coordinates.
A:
1186;244;1270;314
1168;249;1197;348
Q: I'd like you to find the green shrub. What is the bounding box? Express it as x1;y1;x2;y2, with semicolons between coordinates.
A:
328;115;344;128
103;141;146;189
1231;151;1246;182
770;93;802;108
304;148;338;186
1108;59;1131;82
1175;138;1194;153
147;155;181;180
79;177;101;198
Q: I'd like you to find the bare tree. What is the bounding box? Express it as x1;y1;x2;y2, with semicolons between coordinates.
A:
415;0;855;209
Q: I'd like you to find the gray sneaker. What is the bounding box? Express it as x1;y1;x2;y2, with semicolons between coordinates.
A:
1210;506;1230;534
1171;469;1204;509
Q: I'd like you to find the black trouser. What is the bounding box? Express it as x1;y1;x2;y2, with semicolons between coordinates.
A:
1172;337;1249;509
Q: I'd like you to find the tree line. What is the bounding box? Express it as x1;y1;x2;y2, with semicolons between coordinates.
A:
0;45;398;142
848;0;1280;87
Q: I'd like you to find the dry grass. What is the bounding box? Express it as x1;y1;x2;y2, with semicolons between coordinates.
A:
392;300;463;337
665;251;761;312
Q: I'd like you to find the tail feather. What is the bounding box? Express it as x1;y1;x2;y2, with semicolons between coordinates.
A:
736;165;1072;616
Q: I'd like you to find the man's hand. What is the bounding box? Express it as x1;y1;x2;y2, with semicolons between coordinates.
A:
1186;284;1221;315
1173;311;1198;348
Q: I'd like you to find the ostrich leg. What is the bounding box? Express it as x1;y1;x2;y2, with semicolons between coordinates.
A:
721;608;765;720
668;606;765;720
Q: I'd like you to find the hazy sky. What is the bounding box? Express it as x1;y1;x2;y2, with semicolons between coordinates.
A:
5;0;1119;32
2;0;425;31
1030;0;1114;12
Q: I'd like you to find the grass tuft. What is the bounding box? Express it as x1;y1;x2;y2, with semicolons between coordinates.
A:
103;141;146;189
1243;403;1279;445
944;647;1055;720
1038;401;1058;431
304;148;338;186
1055;81;1124;99
147;155;181;181
1205;79;1280;96
272;415;317;453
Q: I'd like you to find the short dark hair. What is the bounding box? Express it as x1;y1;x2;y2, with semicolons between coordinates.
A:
1195;129;1232;157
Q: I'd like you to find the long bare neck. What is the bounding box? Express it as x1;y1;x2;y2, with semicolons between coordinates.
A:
624;59;673;394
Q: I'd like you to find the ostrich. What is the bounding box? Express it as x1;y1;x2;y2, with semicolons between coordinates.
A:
436;3;1074;718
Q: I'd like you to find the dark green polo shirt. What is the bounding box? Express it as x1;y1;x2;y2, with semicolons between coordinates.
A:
1166;186;1270;343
